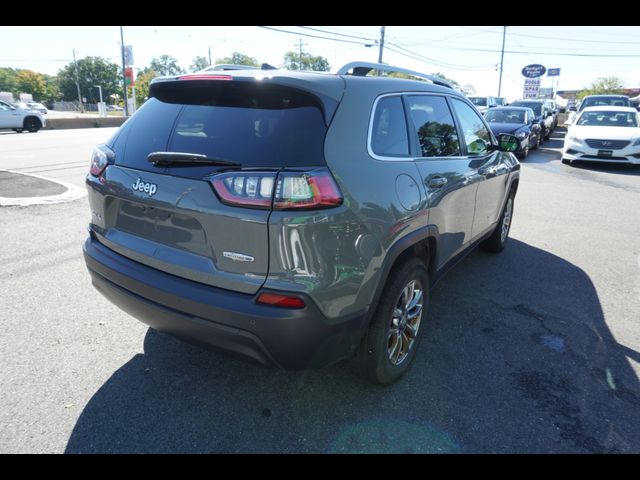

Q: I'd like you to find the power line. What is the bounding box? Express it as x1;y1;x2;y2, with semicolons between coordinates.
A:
385;41;495;70
383;44;494;73
258;26;372;46
391;43;640;58
458;26;640;46
297;26;376;42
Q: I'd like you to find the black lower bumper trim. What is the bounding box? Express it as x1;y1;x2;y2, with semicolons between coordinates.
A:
83;236;366;369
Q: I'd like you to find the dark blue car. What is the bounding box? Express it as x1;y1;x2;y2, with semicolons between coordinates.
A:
484;107;541;159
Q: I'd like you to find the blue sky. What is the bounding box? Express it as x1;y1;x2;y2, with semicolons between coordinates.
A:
1;26;639;102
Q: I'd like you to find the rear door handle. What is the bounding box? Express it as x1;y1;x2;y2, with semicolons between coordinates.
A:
427;176;448;189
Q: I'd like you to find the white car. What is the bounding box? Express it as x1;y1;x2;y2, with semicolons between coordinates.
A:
0;100;46;133
562;106;640;165
25;102;48;114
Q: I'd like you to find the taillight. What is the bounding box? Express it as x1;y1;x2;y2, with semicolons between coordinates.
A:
211;172;275;209
256;292;306;309
210;168;343;210
89;144;114;177
274;170;342;209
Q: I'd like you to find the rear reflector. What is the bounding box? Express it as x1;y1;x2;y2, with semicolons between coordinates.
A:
177;74;232;81
256;293;306;309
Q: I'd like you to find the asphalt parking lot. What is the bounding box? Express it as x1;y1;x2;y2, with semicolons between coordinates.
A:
1;127;639;453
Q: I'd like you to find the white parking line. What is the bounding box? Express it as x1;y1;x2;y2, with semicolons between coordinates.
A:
0;169;87;206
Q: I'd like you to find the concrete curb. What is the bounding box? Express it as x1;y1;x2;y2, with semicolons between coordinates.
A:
43;117;127;130
0;169;87;207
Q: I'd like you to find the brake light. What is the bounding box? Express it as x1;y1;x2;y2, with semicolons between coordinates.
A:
256;292;306;308
177;74;232;81
210;168;343;210
89;144;114;177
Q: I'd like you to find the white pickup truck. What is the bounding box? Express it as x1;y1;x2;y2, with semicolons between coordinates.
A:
0;100;46;133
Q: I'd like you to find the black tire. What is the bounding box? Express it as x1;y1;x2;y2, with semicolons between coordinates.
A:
543;128;550;141
480;188;515;253
24;116;41;133
561;158;571;165
356;258;430;385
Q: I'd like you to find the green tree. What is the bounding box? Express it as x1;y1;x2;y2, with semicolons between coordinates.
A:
282;51;329;71
215;52;259;67
149;55;185;76
133;69;158;106
190;56;210;72
0;67;19;95
57;56;120;103
41;74;62;103
578;76;625;99
16;70;47;100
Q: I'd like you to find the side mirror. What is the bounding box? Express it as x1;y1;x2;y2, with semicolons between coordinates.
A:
498;133;519;153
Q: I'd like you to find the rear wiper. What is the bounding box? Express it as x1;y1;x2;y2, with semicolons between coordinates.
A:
148;152;241;167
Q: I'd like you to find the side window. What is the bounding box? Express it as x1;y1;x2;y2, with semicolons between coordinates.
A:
371;96;409;157
407;95;460;157
0;102;10;111
451;99;492;155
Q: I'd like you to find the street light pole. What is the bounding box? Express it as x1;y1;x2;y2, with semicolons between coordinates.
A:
94;85;104;117
119;26;129;117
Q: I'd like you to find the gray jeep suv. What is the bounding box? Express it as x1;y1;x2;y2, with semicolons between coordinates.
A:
83;62;520;384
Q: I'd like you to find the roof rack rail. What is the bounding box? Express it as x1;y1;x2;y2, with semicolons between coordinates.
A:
336;62;453;89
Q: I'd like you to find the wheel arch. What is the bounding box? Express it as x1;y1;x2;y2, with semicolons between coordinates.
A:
364;226;439;328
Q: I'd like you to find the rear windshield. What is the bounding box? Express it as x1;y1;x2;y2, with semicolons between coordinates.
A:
111;81;327;177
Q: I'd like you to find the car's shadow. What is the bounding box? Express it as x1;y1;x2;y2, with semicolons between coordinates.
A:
65;239;640;453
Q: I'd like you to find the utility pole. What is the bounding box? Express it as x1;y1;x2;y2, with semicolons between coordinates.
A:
72;49;84;113
377;26;386;76
119;26;129;117
208;46;212;66
498;26;506;96
296;39;304;70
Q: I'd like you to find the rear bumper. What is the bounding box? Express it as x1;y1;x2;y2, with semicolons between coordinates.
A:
83;234;366;369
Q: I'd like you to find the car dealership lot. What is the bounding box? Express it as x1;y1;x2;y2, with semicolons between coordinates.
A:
0;128;639;453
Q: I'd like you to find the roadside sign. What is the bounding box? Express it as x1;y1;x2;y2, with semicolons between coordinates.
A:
522;64;546;78
124;67;134;87
123;45;134;66
547;68;561;77
523;78;541;98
